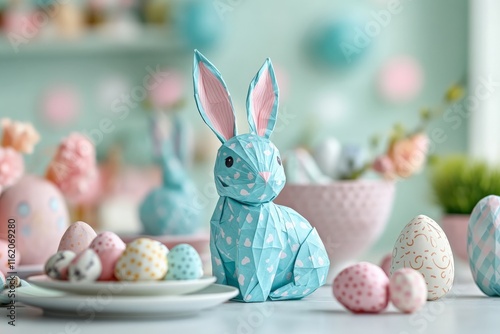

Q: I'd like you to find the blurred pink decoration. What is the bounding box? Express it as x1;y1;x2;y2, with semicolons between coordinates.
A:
379;253;392;277
441;215;469;262
387;133;429;178
0;175;70;265
378;56;423;103
41;87;80;128
372;155;395;179
0;147;24;195
275;180;395;282
148;70;184;110
45;133;98;204
1;118;40;154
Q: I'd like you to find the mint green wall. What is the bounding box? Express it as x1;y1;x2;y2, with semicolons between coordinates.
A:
0;0;468;255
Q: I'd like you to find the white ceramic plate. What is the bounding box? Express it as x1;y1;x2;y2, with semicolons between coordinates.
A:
27;275;216;296
14;284;238;318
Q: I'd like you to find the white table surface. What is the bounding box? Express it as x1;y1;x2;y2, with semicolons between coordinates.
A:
2;282;499;334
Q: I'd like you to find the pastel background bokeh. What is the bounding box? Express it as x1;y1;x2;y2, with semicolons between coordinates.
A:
0;0;468;257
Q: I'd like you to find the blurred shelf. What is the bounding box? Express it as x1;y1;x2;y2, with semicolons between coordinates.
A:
0;27;187;58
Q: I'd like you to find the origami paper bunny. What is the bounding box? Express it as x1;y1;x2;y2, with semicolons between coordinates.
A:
193;50;330;302
140;114;201;235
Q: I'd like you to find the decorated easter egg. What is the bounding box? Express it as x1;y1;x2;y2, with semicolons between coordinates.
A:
389;268;427;313
0;175;70;265
165;244;203;280
333;262;389;313
58;221;97;254
379;253;392;277
391;215;454;301
68;249;102;283
44;250;76;280
0;239;21;275
89;232;126;281
468;195;500;296
114;238;168;281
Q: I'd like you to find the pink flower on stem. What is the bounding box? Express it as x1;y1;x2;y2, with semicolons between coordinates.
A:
387;133;429;178
1;118;40;154
372;155;396;180
0;147;24;195
46;133;98;204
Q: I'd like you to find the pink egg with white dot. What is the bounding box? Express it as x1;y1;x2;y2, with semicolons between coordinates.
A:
89;232;126;281
333;262;389;313
389;268;427;313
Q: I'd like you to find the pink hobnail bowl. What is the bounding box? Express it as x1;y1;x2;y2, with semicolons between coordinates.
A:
275;180;395;282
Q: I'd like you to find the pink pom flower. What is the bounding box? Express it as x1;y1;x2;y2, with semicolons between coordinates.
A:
46;133;98;204
0;147;24;194
1;118;40;154
388;133;429;178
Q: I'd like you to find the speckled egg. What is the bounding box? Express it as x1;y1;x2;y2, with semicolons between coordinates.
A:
58;221;97;254
114;238;168;281
391;215;454;301
379;253;392;277
44;250;76;280
333;262;389;313
165;244;203;280
389;268;427;313
68;249;102;283
0;239;21;275
89;232;126;281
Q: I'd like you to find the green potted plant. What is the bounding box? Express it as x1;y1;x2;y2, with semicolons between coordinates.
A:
430;155;500;261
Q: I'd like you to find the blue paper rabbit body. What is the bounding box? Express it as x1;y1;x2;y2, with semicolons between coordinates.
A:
193;50;330;302
140;114;201;235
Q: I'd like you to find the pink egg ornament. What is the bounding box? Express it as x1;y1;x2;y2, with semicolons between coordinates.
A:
0;175;69;265
333;262;390;313
389;268;427;313
89;232;126;281
0;239;21;275
58;221;97;254
379;253;392;277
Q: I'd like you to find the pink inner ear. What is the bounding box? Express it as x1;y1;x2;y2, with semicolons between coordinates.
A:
251;67;275;136
198;61;235;141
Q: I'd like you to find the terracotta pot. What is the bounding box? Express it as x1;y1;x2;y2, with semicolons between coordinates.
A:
275;180;395;280
441;214;469;262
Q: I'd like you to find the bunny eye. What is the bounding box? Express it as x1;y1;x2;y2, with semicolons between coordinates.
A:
277;156;282;166
225;156;234;168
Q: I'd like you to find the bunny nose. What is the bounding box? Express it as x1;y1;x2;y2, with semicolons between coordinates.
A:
259;172;271;183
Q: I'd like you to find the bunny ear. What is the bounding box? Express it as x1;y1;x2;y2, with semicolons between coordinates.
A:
193;50;237;143
246;59;279;139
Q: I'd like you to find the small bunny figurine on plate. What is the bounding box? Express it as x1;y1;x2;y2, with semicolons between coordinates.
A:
193;50;330;302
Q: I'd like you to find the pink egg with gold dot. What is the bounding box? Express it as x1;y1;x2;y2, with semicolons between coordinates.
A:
89;232;126;281
389;268;427;313
58;221;97;254
333;262;389;313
